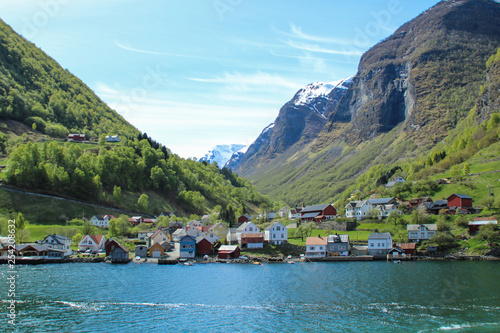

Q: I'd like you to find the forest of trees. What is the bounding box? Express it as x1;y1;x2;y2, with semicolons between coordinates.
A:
5;139;271;215
0;19;138;139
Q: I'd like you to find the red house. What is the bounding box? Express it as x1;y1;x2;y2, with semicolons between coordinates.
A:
397;243;417;256
68;134;86;142
447;194;473;214
196;237;212;256
300;204;337;222
217;245;240;259
238;215;252;224
447;194;473;208
468;217;498;235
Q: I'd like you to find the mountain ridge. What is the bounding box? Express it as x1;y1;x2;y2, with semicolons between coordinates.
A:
231;0;500;205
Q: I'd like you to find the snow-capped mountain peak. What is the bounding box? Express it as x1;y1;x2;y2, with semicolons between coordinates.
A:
199;144;246;168
294;76;352;107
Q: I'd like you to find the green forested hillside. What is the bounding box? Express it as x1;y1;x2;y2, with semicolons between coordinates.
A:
0;18;271;219
0;19;137;139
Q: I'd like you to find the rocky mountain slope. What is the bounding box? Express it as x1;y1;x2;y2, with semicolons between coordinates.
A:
230;77;351;175
231;0;500;205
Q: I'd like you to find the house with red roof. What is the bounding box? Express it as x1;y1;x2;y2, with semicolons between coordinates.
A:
305;236;327;258
78;235;106;253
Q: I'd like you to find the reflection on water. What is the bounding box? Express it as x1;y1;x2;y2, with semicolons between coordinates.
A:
1;261;499;332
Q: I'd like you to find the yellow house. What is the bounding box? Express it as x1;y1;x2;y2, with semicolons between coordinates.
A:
148;243;165;258
208;222;228;241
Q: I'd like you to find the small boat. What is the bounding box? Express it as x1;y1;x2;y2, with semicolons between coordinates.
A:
253;261;260;265
183;262;193;266
394;260;402;264
288;261;295;264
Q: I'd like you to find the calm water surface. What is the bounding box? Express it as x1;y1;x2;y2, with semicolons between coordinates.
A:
1;261;499;332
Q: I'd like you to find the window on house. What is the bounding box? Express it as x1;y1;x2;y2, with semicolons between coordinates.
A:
277;226;281;231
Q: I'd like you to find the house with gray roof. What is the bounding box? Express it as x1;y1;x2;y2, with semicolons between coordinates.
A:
407;224;437;242
300;204;337;222
345;198;398;220
264;222;287;245
368;232;393;257
327;234;349;256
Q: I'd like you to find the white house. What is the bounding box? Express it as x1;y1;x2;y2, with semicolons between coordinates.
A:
278;206;290;218
236;222;260;242
41;234;72;256
172;228;187;242
305;237;327;258
385;176;406;187
89;215;115;228
137;230;154;242
264;222;287;245
187;220;203;228
186;226;203;239
105;135;120;142
345;198;398;220
201;231;220;244
78;235;106;253
407;224;437;242
226;228;239;245
368;233;393;257
288;207;302;220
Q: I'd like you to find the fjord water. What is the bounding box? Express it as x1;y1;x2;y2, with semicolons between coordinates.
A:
2;261;499;332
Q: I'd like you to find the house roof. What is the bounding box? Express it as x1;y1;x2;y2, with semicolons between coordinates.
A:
237;221;256;231
150;229;168;239
327;234;349;243
301;204;331;213
218;245;239;252
179;235;196;242
398;243;417;250
368;232;392;240
468;219;498;226
148;242;165;251
367;197;394;205
264;221;285;230
301;212;321;219
81;235;105;244
172;229;187;236
43;234;69;244
431;200;448;208
448;193;472;200
208;222;228;232
306;237;327;245
407;224;438;231
107;239;129;253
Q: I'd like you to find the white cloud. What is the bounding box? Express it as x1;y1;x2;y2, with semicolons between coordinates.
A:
187;71;303;91
283;40;363;56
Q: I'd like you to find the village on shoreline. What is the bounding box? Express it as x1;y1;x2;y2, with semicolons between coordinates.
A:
1;190;499;266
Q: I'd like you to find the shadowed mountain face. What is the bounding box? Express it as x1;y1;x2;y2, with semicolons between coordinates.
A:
327;0;500;143
230;0;500;204
230;78;351;174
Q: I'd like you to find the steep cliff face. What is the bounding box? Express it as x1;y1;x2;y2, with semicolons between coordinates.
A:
475;48;500;124
327;0;500;144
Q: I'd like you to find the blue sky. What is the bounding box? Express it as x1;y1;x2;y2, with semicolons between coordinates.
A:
0;0;439;158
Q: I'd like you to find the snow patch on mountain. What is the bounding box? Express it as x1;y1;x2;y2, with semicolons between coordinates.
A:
294;76;353;107
199;144;246;168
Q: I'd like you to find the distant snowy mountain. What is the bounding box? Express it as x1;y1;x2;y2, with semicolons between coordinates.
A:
199;144;246;168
